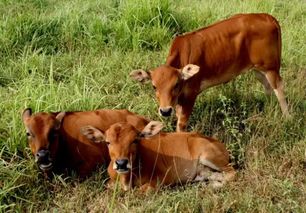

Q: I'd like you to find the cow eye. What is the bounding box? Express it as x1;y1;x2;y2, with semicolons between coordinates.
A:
105;141;111;146
152;85;156;90
132;139;139;144
26;132;31;137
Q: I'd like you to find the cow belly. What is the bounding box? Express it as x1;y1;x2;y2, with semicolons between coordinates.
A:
156;160;198;185
200;65;251;90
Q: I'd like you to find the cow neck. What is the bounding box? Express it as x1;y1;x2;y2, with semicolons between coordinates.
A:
136;138;161;179
131;150;142;178
54;129;69;168
179;81;186;97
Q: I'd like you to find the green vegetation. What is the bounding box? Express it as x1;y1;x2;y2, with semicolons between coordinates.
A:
0;0;305;211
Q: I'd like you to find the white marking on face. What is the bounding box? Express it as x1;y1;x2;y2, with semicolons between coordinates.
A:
113;162;117;170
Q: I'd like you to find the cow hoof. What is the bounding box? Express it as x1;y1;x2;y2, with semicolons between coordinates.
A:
210;181;224;189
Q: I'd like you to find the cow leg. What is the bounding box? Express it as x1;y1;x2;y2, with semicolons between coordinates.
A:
206;166;236;188
220;164;236;183
255;70;273;95
176;96;197;132
77;163;95;179
264;71;289;116
196;167;226;188
139;182;156;193
199;157;236;187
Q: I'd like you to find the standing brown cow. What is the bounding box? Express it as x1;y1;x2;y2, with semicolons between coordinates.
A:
81;121;236;192
130;13;289;131
22;108;149;178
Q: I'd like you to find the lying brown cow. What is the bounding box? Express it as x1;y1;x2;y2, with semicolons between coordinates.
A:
131;13;289;131
81;121;236;191
22;108;149;178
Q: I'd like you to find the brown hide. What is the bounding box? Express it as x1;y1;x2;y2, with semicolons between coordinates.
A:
97;122;235;191
131;13;289;131
166;13;281;82
134;134;232;187
22;109;149;178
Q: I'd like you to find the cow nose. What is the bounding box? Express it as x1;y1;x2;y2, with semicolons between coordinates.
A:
36;150;50;163
159;107;172;117
115;159;128;169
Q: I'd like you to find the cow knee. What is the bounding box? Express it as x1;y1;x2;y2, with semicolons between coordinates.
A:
176;122;187;132
265;71;281;89
139;183;156;194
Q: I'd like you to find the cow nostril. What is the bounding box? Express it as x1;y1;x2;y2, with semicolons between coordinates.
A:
36;150;50;159
116;159;128;167
168;108;172;114
160;108;172;117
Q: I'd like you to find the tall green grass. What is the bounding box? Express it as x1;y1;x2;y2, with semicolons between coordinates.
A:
0;0;305;211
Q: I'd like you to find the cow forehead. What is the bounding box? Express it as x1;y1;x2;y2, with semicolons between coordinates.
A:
26;113;56;135
106;123;138;145
151;66;180;86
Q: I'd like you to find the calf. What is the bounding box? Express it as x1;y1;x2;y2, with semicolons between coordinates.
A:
81;121;236;191
22;108;149;178
130;13;289;131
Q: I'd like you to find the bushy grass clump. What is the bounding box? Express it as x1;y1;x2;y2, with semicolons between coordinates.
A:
0;0;305;211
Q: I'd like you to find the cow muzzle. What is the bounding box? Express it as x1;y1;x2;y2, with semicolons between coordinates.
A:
159;107;173;117
114;159;131;174
35;150;53;171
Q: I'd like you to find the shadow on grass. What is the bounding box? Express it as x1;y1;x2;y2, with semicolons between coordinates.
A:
0;146;109;211
186;91;269;170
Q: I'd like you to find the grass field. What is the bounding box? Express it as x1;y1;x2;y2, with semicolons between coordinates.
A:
0;0;305;212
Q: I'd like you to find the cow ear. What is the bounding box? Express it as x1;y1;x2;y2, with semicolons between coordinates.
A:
80;126;106;143
139;121;163;138
22;108;32;123
181;64;200;80
130;69;151;83
54;112;65;130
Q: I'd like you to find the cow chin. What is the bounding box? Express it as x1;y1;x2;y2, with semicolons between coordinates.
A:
116;169;129;174
38;162;53;172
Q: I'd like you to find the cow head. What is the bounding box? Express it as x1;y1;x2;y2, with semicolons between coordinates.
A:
81;121;163;174
130;64;199;117
22;108;65;173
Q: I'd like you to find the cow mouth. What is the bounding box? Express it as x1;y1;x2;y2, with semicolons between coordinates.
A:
38;162;53;171
116;168;129;174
